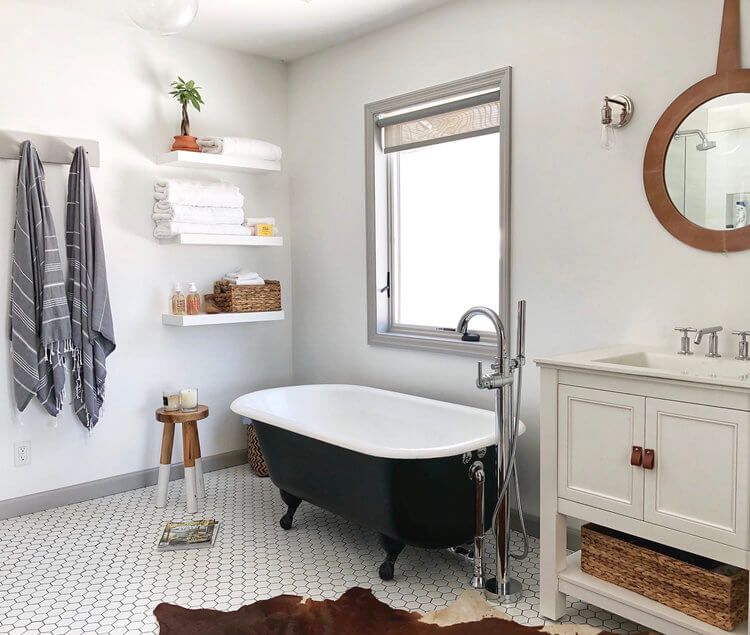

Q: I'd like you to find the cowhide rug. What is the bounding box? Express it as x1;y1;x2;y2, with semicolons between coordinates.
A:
154;586;645;634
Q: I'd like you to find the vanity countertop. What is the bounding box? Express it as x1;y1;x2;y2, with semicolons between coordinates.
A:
536;345;750;390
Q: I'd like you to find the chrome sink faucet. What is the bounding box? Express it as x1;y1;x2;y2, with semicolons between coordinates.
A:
694;326;723;358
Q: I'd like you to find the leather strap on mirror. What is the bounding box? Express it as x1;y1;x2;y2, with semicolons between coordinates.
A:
630;446;643;467
717;0;741;74
643;449;655;470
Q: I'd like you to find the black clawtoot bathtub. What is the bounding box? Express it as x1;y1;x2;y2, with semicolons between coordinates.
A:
231;384;525;580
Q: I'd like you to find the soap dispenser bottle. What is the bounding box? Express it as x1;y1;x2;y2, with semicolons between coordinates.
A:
186;283;201;315
171;283;186;315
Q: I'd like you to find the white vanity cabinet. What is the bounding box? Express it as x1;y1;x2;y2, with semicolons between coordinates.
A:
538;349;750;635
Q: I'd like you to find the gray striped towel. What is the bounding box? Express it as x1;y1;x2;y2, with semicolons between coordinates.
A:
9;141;72;416
66;147;116;430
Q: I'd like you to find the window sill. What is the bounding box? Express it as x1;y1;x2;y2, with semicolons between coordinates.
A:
368;329;498;358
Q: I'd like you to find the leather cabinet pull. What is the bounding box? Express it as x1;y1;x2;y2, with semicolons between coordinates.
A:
630;446;643;467
643;449;655;470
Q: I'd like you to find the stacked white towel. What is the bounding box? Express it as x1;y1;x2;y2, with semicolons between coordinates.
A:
224;268;265;286
197;137;283;161
153;178;251;239
154;178;244;207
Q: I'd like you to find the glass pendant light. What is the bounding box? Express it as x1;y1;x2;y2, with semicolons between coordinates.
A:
124;0;199;35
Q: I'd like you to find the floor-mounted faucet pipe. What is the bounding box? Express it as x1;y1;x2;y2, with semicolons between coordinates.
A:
470;461;486;589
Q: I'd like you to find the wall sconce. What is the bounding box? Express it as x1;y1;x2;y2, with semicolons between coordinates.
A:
600;95;634;150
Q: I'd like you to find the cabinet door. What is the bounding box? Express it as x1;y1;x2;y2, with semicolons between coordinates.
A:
558;385;645;518
644;399;750;549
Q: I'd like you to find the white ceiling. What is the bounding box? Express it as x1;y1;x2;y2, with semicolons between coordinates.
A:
28;0;453;61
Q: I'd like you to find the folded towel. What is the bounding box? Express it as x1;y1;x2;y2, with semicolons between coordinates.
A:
196;137;282;161
153;222;253;240
152;203;245;225
154;178;244;208
223;268;265;285
243;216;276;227
225;278;265;286
225;268;261;280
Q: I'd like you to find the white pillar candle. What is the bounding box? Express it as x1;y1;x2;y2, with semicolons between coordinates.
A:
180;388;198;411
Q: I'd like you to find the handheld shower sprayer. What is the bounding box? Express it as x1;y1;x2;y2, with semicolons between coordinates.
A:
456;300;529;602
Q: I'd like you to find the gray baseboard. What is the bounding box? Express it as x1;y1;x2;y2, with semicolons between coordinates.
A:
0;449;247;521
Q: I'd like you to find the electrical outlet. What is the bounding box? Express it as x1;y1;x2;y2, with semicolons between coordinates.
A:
14;441;30;467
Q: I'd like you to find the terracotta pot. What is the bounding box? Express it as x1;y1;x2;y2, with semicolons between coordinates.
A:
171;135;200;152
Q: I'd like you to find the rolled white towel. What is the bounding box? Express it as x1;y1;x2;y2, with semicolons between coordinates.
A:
196;137;282;161
153;222;253;239
152;203;245;225
154;178;244;208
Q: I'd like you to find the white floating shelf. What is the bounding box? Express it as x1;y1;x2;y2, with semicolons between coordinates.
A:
162;311;284;327
159;234;283;246
156;151;281;174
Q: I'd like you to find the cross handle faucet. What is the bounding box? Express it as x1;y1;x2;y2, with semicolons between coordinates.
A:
674;327;697;355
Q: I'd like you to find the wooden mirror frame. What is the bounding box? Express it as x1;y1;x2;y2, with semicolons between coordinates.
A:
644;0;750;252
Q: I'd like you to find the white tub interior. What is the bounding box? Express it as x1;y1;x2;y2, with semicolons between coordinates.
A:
231;384;525;460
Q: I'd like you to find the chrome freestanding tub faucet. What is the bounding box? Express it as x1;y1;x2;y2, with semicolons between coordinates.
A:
457;300;528;602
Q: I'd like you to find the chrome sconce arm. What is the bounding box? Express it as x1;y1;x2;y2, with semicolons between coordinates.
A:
601;94;634;149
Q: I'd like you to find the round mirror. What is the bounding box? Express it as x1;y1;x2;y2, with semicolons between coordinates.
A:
664;93;750;231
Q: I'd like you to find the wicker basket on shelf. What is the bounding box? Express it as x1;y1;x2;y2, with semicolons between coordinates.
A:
212;280;281;313
581;524;748;631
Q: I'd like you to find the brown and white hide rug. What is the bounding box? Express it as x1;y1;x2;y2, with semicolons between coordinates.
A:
154;586;650;634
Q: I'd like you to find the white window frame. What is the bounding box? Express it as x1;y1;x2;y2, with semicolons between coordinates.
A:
365;67;512;356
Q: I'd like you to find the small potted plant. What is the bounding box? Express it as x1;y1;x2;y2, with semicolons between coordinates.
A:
169;77;204;152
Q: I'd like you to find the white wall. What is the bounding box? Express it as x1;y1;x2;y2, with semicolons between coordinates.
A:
0;2;291;501
288;0;750;518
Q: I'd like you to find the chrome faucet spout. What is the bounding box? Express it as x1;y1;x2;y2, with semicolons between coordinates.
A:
694;325;723;344
695;325;723;358
456;306;507;372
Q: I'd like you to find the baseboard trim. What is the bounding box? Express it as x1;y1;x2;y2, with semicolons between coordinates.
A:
0;449;247;521
509;511;581;551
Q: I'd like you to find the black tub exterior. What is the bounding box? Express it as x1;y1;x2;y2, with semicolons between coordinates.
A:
253;420;497;577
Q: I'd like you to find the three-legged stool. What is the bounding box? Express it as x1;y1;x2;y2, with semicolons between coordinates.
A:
155;405;209;513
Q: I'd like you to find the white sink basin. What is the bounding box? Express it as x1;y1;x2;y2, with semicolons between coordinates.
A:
595;351;750;381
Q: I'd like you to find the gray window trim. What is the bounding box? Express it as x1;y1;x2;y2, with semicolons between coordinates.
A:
365;67;512;358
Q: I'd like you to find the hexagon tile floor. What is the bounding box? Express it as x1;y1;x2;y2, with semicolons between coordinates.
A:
0;465;649;634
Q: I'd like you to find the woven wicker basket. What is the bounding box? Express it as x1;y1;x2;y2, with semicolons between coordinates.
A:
213;280;281;313
246;423;269;477
581;524;748;630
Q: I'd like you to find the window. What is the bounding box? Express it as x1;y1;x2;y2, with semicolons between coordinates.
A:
365;68;511;355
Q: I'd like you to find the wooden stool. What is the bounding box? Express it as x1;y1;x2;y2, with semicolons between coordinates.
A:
155;405;209;513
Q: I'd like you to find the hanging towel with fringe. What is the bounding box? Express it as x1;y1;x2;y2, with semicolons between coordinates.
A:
9;141;72;415
66;147;116;430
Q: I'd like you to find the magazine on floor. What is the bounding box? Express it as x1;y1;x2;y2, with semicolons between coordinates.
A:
157;519;219;551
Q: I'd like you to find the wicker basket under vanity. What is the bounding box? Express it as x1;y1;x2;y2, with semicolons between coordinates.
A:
212;280;282;313
581;524;748;631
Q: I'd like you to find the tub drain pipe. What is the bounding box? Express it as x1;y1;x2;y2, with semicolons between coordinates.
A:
470;460;486;589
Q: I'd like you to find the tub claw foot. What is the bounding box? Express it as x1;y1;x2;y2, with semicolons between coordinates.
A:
279;490;302;530
378;561;395;581
378;534;405;581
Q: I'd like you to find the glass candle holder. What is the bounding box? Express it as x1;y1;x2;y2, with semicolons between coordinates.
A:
180;388;198;412
162;391;180;412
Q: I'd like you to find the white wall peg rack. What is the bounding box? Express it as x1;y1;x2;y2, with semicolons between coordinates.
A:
0;130;100;167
